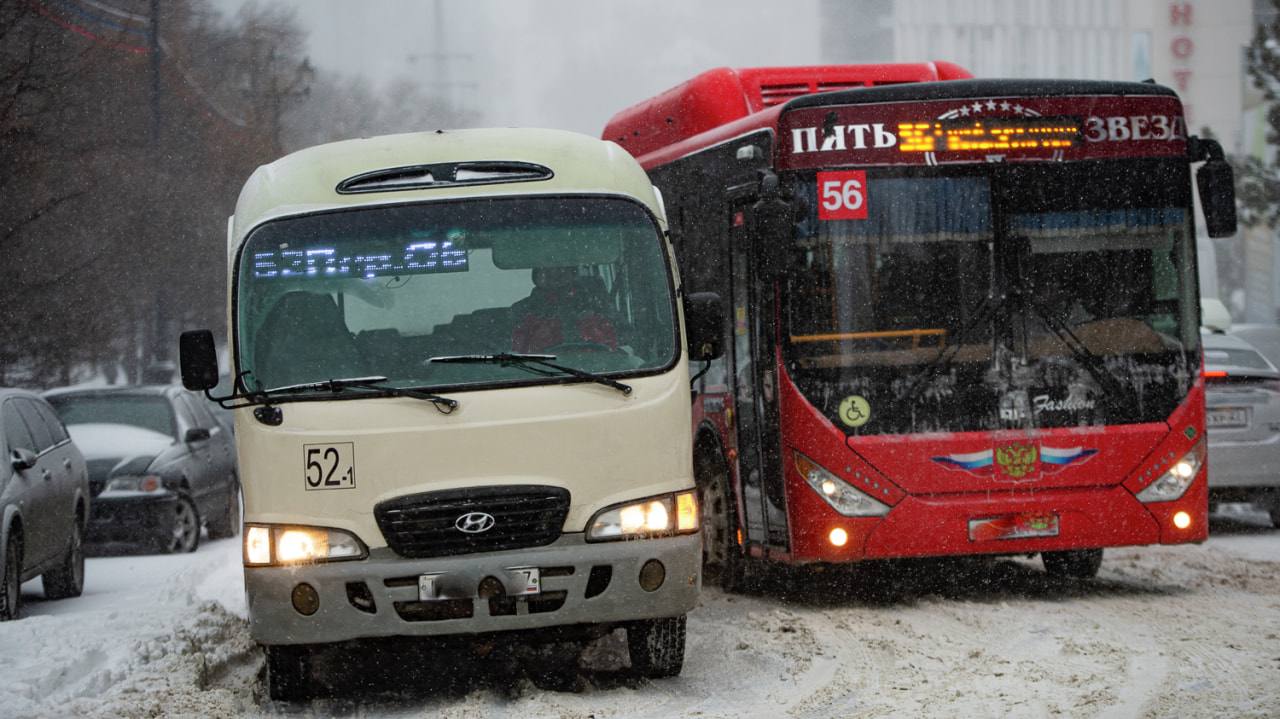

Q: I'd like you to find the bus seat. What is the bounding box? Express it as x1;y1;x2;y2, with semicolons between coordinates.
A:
254;291;368;389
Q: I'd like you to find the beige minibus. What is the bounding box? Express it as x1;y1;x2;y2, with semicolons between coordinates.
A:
180;128;721;700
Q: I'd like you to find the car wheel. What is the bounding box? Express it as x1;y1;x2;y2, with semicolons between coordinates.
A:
207;480;241;540
158;494;201;554
265;644;315;702
1042;548;1104;579
43;519;84;599
1;534;20;621
627;615;686;678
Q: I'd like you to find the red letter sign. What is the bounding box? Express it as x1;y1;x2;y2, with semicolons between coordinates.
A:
817;170;868;220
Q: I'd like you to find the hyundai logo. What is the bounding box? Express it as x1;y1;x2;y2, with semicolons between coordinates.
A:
454;511;496;534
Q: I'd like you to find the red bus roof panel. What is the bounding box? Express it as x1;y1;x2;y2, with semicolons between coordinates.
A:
602;62;974;165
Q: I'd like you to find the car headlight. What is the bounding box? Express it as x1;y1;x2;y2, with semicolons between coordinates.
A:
103;475;164;493
586;490;698;542
1136;439;1205;503
795;451;891;517
243;524;367;566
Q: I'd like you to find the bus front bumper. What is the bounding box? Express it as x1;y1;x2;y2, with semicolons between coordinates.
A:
245;533;700;645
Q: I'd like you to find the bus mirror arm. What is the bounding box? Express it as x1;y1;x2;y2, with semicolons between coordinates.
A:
1188;136;1238;239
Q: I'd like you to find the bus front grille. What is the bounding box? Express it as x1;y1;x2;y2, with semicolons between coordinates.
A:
374;485;570;558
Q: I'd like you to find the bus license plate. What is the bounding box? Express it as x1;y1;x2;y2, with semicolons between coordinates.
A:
506;567;541;596
1207;407;1249;429
969;512;1060;542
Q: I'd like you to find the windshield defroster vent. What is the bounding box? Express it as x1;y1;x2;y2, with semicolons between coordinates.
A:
336;161;553;194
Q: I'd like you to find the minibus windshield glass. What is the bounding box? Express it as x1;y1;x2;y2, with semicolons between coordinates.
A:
236;196;677;392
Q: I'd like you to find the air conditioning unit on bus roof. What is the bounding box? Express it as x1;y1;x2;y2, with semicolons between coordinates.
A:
603;62;972;161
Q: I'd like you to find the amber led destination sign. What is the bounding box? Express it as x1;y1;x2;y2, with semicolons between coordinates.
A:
898;116;1080;153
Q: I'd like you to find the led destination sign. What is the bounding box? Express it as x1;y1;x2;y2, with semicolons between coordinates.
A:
897;116;1080;153
779;94;1187;169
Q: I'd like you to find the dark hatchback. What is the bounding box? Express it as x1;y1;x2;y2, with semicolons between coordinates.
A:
43;386;239;553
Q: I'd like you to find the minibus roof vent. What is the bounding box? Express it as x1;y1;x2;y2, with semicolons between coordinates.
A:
336;161;554;194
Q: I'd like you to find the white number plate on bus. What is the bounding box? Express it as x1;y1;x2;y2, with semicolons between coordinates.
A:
507;567;541;596
1207;407;1249;429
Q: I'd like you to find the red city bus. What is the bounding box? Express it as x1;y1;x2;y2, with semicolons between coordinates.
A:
603;65;1238;588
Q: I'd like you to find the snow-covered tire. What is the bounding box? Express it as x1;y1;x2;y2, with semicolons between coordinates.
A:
1043;548;1103;579
265;644;315;702
696;448;756;593
1;533;20;621
627;615;686;678
206;480;240;540
156;494;200;554
43;519;84;599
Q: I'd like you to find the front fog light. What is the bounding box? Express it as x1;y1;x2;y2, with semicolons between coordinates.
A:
1136;439;1205;503
795;451;891;517
243;524;367;566
587;490;699;541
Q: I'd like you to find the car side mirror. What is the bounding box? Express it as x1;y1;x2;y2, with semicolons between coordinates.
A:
184;427;212;444
1197;159;1237;239
179;329;221;391
10;448;37;472
685;292;724;361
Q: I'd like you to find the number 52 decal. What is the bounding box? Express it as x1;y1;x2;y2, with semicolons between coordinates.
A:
304;443;356;490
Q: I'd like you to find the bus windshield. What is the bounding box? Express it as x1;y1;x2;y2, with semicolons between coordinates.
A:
236;196;677;393
785;159;1199;435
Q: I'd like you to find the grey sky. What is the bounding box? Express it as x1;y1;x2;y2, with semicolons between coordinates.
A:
215;0;822;134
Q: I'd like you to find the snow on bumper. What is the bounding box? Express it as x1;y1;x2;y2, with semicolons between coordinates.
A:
245;533;700;645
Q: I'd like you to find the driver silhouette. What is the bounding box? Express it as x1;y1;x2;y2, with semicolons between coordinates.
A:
511;267;618;353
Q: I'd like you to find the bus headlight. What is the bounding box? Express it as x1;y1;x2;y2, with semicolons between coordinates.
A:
586;490;699;541
243;524;367;566
1136;439;1204;503
795;451;890;517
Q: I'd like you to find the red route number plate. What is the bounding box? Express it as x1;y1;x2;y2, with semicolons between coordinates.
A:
817;170;868;220
968;512;1060;542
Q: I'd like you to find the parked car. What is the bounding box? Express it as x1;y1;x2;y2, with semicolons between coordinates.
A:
1229;323;1280;370
42;386;239;553
1202;331;1280;527
1;389;90;620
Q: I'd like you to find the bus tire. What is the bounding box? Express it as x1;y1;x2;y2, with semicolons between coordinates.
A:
1042;548;1103;579
695;447;754;593
265;644;314;702
207;479;241;540
627;615;686;678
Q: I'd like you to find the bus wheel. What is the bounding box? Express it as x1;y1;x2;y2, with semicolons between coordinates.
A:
696;450;753;592
627;615;686;678
265;644;315;702
1042;548;1103;579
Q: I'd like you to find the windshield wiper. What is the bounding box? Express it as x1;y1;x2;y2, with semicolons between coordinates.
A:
429;353;633;396
224;374;458;414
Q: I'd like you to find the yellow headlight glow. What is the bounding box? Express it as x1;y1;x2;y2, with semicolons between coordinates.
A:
245;526;272;565
276;528;328;564
644;501;669;531
1173;511;1192;530
620;504;647;533
676;491;698;531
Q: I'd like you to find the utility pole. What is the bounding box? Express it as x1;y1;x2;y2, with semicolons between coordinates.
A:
408;0;476;113
149;0;161;143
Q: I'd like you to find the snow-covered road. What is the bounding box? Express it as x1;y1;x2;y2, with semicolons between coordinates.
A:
2;508;1277;718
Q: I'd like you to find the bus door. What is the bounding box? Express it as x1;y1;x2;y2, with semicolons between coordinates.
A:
728;196;790;551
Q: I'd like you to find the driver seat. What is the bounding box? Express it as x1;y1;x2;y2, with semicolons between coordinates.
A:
254;291;368;388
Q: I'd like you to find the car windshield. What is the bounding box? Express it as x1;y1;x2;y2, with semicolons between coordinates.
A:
785;160;1199;434
45;394;176;438
235;195;677;392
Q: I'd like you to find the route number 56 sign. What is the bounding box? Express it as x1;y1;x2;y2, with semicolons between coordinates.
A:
817;170;868;220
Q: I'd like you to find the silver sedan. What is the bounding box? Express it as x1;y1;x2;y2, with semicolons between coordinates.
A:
1203;331;1280;527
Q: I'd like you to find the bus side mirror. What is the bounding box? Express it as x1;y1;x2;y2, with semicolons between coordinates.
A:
1197;159;1237;239
179;330;221;391
685;292;724;361
753;193;799;278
